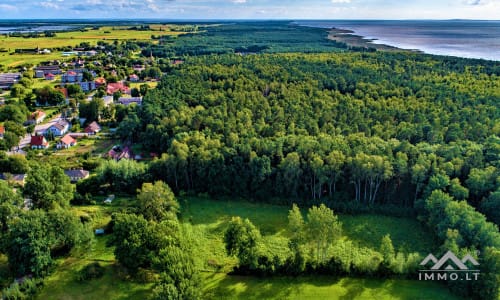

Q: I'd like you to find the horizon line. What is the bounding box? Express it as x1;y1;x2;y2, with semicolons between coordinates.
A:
0;18;499;22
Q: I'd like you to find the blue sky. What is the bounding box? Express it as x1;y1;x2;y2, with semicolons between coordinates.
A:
0;0;498;19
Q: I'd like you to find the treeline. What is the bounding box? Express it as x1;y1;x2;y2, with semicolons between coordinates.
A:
223;204;421;278
113;52;498;220
141;22;349;57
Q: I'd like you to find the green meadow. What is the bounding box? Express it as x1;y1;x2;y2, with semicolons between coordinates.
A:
34;196;458;300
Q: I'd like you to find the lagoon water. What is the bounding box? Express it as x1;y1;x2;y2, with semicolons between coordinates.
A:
296;20;500;61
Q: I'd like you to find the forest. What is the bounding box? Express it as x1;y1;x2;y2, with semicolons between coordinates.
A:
99;50;500;299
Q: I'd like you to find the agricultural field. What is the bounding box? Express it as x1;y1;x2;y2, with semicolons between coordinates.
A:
0;25;190;68
36;197;458;300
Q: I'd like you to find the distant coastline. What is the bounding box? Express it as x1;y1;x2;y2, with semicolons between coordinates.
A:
327;28;417;53
297;20;500;61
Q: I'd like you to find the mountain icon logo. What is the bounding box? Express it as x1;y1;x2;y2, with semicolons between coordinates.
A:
420;251;479;270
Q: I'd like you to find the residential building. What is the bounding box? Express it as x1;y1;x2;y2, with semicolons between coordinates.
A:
84;121;101;135
0;73;21;90
0;173;27;186
57;134;77;149
45;73;55;80
34;70;45;78
47;119;70;136
64;169;90;182
0;126;4;139
30;135;49;149
106;82;130;95
27;110;46;125
94;77;106;88
62;71;82;83
118;97;142;106
78;81;96;92
34;66;61;75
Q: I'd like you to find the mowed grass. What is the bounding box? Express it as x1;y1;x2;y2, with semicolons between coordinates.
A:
181;197;437;255
182;197;458;299
37;237;153;300
203;273;462;300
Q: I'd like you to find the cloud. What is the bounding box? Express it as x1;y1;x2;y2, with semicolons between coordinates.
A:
232;0;247;3
0;4;18;11
331;0;351;3
40;1;61;9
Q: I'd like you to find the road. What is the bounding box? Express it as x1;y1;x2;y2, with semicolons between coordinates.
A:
16;114;62;150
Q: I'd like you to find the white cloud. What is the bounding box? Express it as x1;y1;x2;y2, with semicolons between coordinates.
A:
0;4;18;11
331;0;351;3
232;0;247;3
40;1;61;9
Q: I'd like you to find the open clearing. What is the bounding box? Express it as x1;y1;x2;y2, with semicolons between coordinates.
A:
35;197;458;300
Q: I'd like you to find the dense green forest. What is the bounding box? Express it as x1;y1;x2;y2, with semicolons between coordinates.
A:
142;22;353;57
115;52;499;210
102;51;500;299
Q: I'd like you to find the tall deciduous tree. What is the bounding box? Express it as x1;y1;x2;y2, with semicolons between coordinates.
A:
137;181;179;222
306;204;342;263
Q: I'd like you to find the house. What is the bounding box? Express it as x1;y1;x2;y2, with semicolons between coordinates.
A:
103;96;114;107
45;73;55;80
129;74;139;82
0;126;4;139
27;110;46;125
0;173;27;186
106;82;130;95
47;119;70;136
0;73;21;90
57;134;77;149
118;97;142;106
84;121;101;135
78;81;96;92
62;71;82;83
30;135;49;149
64;169;90;182
107;145;132;161
94;77;106;88
34;66;61;75
34;70;45;78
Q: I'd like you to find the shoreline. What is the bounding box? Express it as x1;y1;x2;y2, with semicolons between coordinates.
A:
327;27;419;53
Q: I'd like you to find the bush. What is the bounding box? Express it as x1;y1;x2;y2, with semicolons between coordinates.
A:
77;262;105;281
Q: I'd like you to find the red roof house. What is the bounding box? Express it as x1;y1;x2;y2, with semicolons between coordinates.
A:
84;121;101;135
94;77;106;87
0;126;4;138
57;134;77;149
30;135;49;149
106;82;130;95
45;73;55;80
28;110;46;125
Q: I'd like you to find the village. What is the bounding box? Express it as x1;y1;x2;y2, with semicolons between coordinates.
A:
0;41;175;187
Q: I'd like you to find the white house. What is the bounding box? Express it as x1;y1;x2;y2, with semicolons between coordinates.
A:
47;120;70;136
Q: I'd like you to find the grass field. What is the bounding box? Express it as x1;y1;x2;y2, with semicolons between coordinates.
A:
35;197;459;300
204;274;462;300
